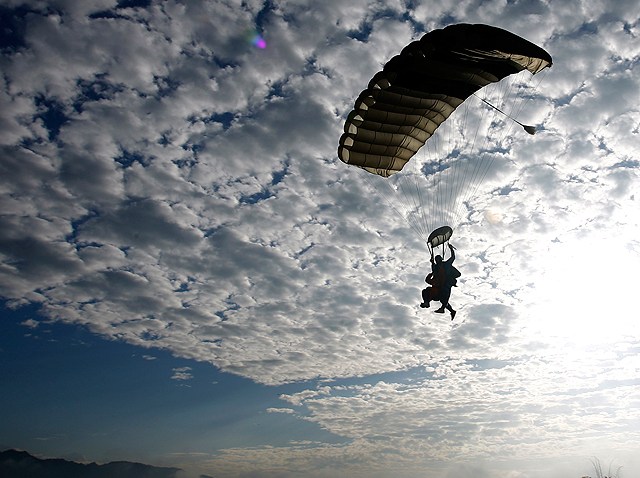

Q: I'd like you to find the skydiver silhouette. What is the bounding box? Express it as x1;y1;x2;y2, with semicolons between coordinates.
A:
420;243;460;320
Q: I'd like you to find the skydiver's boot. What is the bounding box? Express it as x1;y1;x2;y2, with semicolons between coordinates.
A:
446;304;456;320
420;302;430;308
435;307;445;313
445;304;457;320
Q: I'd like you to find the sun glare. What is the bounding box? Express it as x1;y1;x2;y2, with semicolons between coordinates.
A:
523;236;639;348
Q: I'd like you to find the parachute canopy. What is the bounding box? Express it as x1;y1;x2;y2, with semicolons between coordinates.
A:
338;23;552;178
427;226;453;249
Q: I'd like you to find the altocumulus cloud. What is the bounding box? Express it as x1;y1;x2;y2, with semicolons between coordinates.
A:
1;0;640;477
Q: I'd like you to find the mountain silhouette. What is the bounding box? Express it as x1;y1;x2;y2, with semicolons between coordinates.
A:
0;449;181;478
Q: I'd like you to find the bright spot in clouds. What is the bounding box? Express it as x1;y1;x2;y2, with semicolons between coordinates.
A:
526;233;640;347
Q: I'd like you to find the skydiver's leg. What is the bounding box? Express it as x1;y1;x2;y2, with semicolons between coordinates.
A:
420;288;431;308
435;288;451;313
445;303;456;320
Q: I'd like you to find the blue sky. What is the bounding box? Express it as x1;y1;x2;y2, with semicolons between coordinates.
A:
0;300;346;465
1;1;640;477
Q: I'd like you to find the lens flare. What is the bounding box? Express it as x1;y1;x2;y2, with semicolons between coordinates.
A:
243;28;267;50
252;34;266;49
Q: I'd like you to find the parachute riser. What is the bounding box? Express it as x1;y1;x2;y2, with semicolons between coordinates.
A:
427;240;453;262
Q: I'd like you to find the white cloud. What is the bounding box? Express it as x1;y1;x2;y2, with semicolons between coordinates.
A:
1;0;639;477
171;366;193;381
20;318;40;329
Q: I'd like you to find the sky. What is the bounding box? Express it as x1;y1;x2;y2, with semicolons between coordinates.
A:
0;1;639;477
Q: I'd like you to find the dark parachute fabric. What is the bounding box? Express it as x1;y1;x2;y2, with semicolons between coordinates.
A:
338;23;552;177
427;225;453;249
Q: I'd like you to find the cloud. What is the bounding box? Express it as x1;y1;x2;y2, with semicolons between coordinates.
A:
1;1;640;476
20;318;39;329
171;366;193;381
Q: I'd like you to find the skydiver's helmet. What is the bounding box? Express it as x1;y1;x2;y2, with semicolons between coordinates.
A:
435;255;443;264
